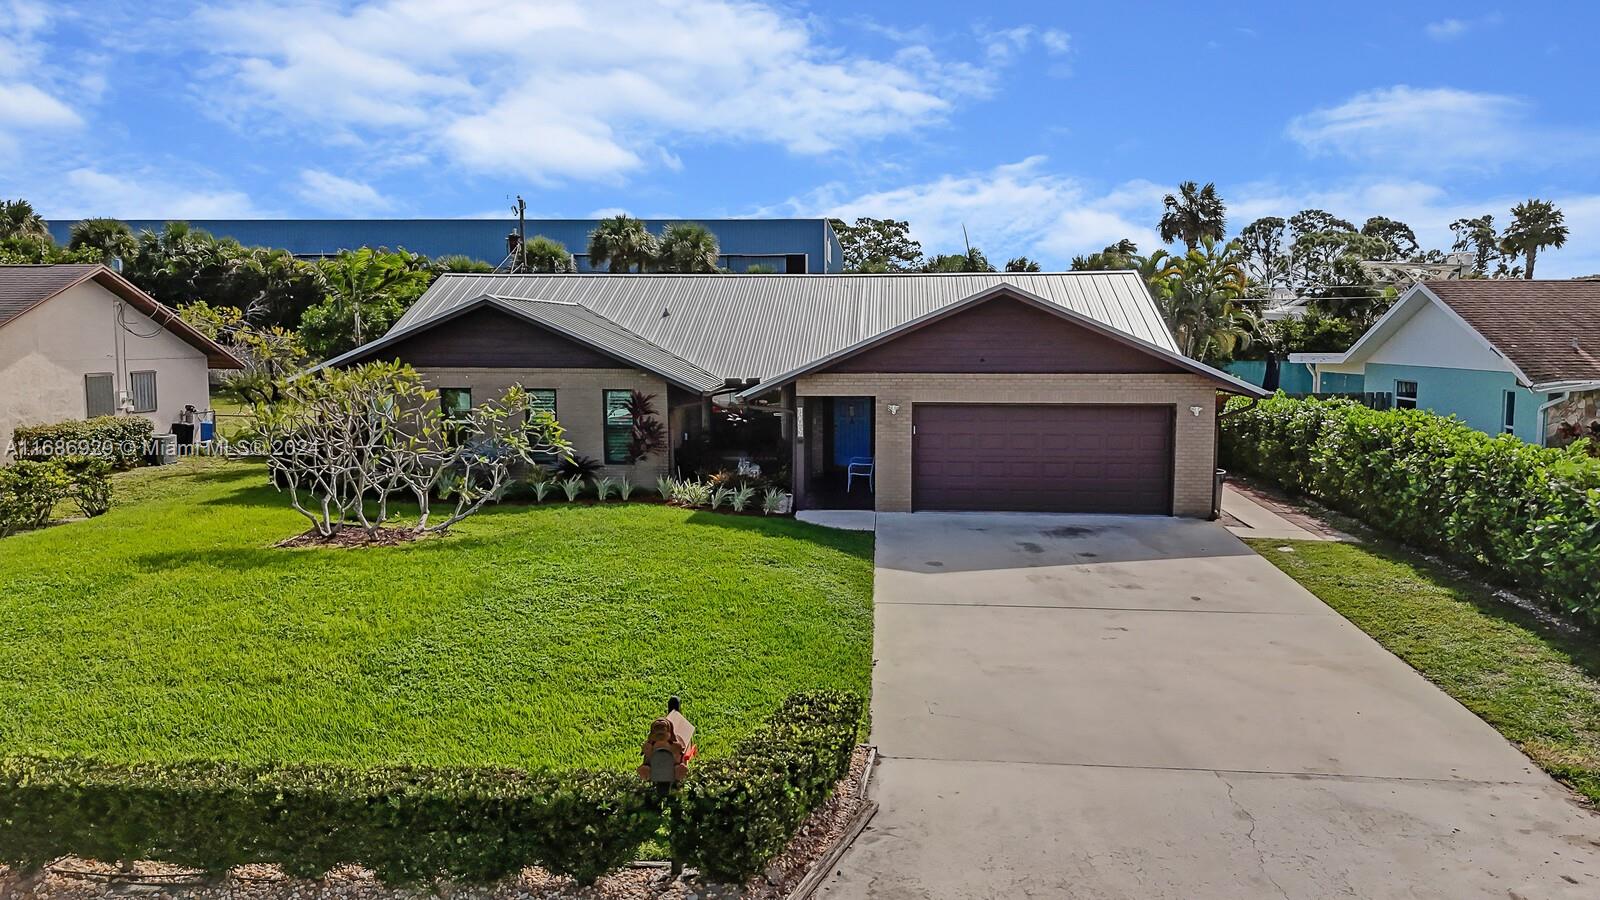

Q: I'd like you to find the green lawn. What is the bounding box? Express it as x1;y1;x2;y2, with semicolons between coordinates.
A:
0;460;874;772
1248;538;1600;803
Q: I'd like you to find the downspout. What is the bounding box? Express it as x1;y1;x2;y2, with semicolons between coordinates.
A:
1537;392;1570;448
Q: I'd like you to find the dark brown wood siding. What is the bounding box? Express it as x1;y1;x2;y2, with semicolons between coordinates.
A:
363;307;626;369
825;296;1184;375
912;404;1174;514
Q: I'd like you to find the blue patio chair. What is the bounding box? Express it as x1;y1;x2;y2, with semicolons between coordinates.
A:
846;456;874;493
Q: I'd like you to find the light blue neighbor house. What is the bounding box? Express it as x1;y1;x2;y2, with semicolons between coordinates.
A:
1289;280;1600;447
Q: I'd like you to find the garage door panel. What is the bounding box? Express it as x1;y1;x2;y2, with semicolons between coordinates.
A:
913;404;1173;514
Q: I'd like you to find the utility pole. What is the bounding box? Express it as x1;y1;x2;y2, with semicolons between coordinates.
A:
513;195;527;273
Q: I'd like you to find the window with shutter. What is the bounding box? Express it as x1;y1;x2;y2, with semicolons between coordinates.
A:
85;373;115;418
603;390;633;464
130;371;157;413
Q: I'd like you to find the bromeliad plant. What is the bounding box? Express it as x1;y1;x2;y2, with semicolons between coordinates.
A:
252;362;571;539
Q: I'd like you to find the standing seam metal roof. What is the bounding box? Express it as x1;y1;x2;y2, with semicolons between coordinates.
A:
394;272;1177;381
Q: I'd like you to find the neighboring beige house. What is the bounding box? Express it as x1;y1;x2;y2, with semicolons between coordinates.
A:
1;265;241;458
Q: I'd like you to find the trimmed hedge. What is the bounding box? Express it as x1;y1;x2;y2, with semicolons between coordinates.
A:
668;691;863;883
0;691;865;886
1221;395;1600;621
0;759;660;885
12;416;154;469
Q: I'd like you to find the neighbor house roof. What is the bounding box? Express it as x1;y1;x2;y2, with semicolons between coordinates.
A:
320;294;725;394
390;272;1181;384
0;265;242;368
736;283;1265;399
1289;280;1600;391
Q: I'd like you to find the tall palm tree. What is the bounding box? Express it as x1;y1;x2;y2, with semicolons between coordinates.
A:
586;215;658;272
1147;237;1256;363
654;223;721;273
1499;199;1568;279
1158;182;1227;251
68;218;138;263
0;199;50;241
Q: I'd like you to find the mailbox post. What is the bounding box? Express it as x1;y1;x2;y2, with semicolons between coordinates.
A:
639;696;696;794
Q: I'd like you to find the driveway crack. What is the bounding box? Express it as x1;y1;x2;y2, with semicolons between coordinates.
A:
1216;771;1290;900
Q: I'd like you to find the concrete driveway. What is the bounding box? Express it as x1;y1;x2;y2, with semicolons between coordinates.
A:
819;513;1600;900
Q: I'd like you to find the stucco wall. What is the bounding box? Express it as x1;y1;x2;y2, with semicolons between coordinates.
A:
1364;362;1542;443
409;366;671;484
794;373;1220;517
0;280;210;457
1367;300;1515;372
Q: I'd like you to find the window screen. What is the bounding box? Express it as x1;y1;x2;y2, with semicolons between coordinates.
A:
130;371;157;413
603;390;633;464
1502;391;1516;434
527;389;556;418
85;373;115;418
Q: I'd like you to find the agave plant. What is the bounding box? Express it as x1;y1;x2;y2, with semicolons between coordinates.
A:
560;475;585;502
731;484;756;513
709;486;734;510
617;477;634;500
761;487;789;515
593;476;616;501
656;476;676;500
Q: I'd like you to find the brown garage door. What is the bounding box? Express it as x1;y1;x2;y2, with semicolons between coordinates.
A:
913;404;1174;514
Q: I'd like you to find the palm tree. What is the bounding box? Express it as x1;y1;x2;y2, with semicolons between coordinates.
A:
1499;199;1568;279
523;236;575;273
1147;237;1256;363
586;215;658;272
1158;182;1226;251
0;199;50;241
654;223;721;273
67;218;137;263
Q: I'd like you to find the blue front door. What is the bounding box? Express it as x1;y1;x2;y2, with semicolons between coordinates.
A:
833;398;871;465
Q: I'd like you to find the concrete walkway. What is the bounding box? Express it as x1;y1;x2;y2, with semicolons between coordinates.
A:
819;513;1600;900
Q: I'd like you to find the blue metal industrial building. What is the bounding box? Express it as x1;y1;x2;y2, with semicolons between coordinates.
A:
45;218;844;274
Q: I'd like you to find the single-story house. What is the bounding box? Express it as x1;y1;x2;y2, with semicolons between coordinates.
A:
0;265;241;456
1289;280;1600;446
325;273;1265;517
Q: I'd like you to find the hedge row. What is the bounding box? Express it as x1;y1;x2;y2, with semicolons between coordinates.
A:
13;416;155;469
1221;395;1600;620
669;691;863;882
0;691;864;886
0;457;112;537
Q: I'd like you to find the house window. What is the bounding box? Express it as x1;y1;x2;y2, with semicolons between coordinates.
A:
130;371;157;413
441;387;472;442
603;390;633;464
526;389;558;462
1502;391;1516;434
85;373;115;418
1395;380;1418;410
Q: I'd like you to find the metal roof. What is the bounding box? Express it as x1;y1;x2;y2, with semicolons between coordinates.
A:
393;272;1178;382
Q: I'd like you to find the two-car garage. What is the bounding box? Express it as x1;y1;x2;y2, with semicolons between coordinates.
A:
910;404;1175;515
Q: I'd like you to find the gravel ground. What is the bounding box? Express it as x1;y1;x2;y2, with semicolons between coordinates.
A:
0;747;873;900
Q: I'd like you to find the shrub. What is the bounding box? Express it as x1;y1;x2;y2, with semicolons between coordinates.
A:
62;456;113;517
594;476;616;501
560;475;585;502
709;486;733;511
1221;395;1600;621
617;477;635;501
761;488;789;515
731;485;755;513
670;480;711;508
0;758;660;886
0;460;76;536
668;691;862;883
12;416;153;469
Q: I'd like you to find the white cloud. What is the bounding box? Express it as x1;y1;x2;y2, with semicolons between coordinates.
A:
294;169;395;214
195;0;991;183
33;168;264;219
1040;29;1071;55
787;157;1162;266
1424;13;1501;41
0;1;84;151
0;82;80;128
1286;85;1594;171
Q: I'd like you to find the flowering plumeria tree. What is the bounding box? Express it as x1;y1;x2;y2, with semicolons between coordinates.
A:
253;362;570;539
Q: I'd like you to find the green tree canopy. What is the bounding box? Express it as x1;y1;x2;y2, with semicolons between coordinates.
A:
1004;256;1041;272
1145;237;1256;364
921;246;994;272
1500;199;1568;279
519;236;574;273
654;223;721;273
829;217;923;272
67;218;137;262
1070;239;1139;271
1158;182;1226;250
0;199;49;241
299;247;436;358
586;215;657;273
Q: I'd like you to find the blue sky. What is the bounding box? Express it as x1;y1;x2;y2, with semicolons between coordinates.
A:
3;0;1598;274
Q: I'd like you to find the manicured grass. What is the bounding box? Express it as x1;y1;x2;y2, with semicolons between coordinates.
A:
1247;538;1600;803
0;460;874;772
